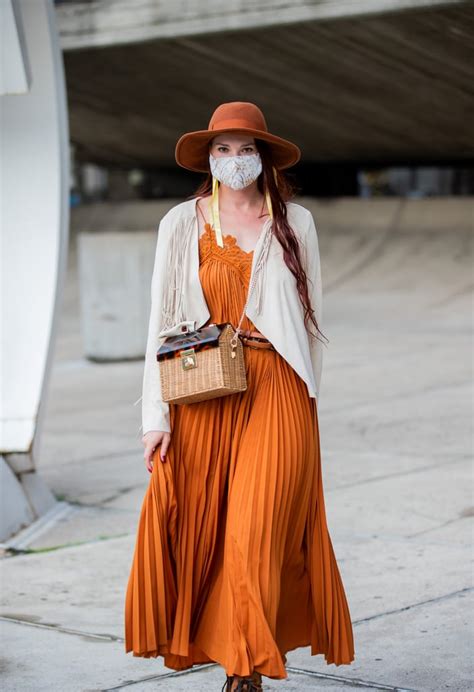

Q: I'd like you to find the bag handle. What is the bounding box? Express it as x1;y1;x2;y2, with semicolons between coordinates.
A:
231;255;263;348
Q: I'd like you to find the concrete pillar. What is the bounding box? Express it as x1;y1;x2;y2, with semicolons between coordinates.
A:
77;231;156;360
0;0;69;541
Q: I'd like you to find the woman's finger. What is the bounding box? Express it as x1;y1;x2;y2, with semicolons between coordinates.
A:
144;442;157;473
159;435;170;462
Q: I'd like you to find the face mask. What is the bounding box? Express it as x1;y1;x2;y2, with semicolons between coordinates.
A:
209;152;262;190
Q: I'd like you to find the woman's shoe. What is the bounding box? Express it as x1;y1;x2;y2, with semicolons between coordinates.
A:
221;676;234;692
222;672;262;691
234;676;261;691
250;671;263;690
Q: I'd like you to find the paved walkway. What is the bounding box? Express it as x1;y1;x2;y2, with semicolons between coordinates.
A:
1;197;472;691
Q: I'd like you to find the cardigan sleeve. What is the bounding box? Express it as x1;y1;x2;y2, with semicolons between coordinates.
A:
305;210;324;400
141;213;172;435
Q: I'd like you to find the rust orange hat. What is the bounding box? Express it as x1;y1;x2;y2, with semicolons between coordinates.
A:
175;101;301;173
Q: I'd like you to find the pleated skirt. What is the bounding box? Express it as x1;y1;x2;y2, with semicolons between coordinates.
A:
124;223;355;678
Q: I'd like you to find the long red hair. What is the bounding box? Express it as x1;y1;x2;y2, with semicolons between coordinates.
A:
189;139;326;344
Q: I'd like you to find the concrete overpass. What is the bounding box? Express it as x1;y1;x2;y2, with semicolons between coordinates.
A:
56;0;474;168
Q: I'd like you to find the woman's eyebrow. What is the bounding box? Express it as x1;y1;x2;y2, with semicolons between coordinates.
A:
213;141;255;146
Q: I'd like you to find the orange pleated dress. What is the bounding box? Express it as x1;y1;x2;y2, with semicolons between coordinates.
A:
124;222;355;679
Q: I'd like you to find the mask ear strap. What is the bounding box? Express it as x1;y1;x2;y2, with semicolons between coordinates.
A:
210;175;225;247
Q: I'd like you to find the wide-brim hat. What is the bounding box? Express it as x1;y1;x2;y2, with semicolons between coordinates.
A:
175;101;301;173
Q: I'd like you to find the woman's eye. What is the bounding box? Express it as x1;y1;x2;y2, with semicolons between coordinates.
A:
215;146;254;153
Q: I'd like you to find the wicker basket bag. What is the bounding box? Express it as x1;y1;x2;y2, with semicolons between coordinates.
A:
157;321;247;405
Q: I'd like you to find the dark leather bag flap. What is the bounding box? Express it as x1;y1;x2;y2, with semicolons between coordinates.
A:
156;322;229;361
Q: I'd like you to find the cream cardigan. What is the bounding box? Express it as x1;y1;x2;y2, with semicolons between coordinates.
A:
139;196;324;435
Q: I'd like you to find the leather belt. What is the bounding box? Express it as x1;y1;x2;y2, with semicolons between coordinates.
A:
238;328;275;350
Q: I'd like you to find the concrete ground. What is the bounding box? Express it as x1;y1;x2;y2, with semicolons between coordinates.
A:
1;197;472;691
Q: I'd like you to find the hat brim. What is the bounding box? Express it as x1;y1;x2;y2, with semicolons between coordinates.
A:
175;127;301;173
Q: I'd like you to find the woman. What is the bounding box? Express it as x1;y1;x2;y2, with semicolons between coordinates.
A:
124;102;355;691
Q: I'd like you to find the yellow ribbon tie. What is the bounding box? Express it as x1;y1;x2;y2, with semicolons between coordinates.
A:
210;166;276;247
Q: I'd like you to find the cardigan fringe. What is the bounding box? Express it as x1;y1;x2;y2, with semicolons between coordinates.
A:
159;213;273;329
254;217;273;315
160;215;195;332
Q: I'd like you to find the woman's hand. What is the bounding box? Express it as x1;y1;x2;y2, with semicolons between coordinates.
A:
142;430;171;473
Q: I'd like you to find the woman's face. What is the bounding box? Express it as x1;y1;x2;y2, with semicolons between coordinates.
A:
209;133;258;158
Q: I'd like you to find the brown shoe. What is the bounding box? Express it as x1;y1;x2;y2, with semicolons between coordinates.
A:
223;675;261;692
250;670;263;690
236;679;260;692
221;675;234;692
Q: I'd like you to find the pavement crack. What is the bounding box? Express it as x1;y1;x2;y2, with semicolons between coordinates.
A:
353;586;472;626
328;455;469;493
287;665;417;691
407;511;473;537
0;615;122;642
101;663;219;690
2;532;132;558
62;486;144;508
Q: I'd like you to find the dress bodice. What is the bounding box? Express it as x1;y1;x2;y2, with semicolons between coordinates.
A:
198;222;256;332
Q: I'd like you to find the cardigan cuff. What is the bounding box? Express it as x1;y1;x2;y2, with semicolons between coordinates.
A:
142;404;171;435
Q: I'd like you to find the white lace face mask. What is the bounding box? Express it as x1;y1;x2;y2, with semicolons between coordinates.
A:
209;152;263;190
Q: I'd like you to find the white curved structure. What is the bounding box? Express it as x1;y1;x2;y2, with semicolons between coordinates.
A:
0;0;70;541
